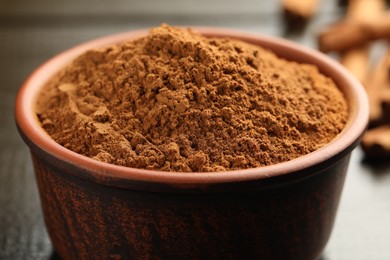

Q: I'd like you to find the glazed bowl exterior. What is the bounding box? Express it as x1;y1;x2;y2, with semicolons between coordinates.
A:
15;27;369;260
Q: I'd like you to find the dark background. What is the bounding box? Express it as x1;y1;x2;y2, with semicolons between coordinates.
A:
1;0;390;259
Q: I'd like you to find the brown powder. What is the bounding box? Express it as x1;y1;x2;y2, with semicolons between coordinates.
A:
36;24;348;172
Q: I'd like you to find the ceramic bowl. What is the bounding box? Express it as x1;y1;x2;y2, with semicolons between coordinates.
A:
15;27;369;260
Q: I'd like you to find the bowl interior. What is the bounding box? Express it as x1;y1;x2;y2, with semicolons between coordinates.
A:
15;27;369;190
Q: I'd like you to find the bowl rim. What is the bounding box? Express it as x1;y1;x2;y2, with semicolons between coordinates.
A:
15;26;369;189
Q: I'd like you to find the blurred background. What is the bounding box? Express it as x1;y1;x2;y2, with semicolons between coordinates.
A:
1;0;390;259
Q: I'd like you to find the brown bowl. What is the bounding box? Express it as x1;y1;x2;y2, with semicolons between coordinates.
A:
15;27;369;260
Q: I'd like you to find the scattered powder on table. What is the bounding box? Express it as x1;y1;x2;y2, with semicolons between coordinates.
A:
36;24;348;172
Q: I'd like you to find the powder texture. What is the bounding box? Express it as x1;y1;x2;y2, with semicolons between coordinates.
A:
36;25;348;172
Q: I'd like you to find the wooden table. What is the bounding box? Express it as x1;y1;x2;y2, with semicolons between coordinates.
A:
1;0;389;259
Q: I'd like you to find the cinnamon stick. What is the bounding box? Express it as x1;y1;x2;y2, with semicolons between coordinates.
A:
364;50;390;125
282;0;320;28
340;0;386;82
319;12;390;53
340;46;369;83
361;125;390;159
379;88;390;123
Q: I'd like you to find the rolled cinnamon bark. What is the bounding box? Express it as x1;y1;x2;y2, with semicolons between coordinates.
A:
340;0;386;82
319;12;390;53
361;125;390;159
379;88;390;123
340;47;369;82
282;0;320;18
282;0;320;28
364;50;390;125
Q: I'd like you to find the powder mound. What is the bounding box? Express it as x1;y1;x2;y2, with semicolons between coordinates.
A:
36;24;348;172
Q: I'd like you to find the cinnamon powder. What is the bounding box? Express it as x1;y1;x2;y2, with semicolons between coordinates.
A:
36;24;348;172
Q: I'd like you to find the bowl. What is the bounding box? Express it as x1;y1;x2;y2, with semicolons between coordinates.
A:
15;27;369;260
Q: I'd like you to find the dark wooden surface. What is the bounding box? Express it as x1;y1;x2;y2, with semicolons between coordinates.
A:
1;0;389;259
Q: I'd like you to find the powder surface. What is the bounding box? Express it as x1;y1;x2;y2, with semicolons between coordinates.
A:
36;24;348;172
